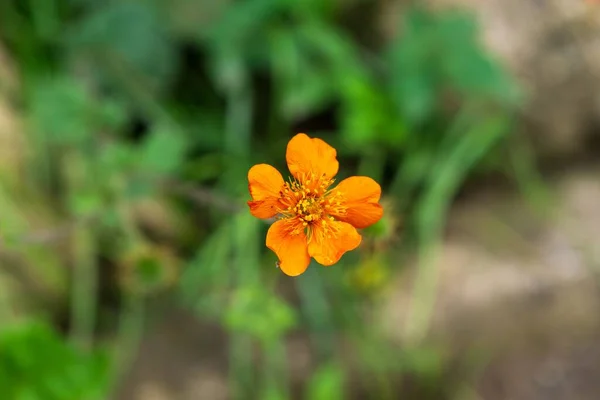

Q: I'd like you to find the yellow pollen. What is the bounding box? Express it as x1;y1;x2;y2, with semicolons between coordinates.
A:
276;173;348;240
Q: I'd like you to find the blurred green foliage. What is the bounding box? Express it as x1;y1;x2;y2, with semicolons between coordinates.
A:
0;0;522;399
0;322;108;400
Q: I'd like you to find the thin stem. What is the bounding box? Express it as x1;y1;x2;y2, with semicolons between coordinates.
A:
262;339;290;400
296;265;334;360
69;219;98;350
0;281;16;331
403;113;512;344
65;152;98;351
229;333;255;400
106;293;145;399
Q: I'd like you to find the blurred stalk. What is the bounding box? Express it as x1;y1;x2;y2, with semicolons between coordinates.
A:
229;333;255;400
106;178;147;397
70;228;97;350
65;152;98;351
296;265;335;360
508;136;552;215
221;56;253;202
262;339;290;400
0;280;16;331
106;292;145;399
404;112;512;344
232;212;260;285
0;181;67;298
389;103;475;205
224;70;252;158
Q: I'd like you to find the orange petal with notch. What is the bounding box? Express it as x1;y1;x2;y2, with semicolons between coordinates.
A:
332;176;383;229
286;133;339;181
247;164;285;219
266;219;311;276
308;221;362;266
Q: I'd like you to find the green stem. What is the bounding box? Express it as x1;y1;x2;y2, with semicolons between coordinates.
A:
296;265;334;360
0;281;16;331
69;222;98;350
229;333;255;400
404;113;512;344
107;293;145;397
65;152;98;351
508;136;552;216
262;339;290;400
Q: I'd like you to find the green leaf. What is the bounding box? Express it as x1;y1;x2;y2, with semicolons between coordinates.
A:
436;12;520;104
340;74;408;149
67;2;177;92
70;191;104;217
137;123;187;177
29;77;93;146
0;321;109;400
205;0;282;49
387;7;520;125
270;30;336;120
387;14;438;126
224;286;297;342
305;363;345;400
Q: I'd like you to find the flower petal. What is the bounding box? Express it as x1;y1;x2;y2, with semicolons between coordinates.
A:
308;221;362;266
286;133;339;181
266;219;311;276
248;163;285;219
332;176;383;229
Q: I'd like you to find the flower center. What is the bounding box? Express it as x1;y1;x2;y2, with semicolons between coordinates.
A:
278;172;346;232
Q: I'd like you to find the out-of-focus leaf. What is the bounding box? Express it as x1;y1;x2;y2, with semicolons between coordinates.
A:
292;0;337;19
387;9;439;126
182;153;224;182
164;0;231;39
400;346;443;379
205;0;282;49
70;191;103;217
99;99;129;132
305;363;345;400
97;142;136;179
270;30;336;120
0;322;109;400
339;74;407;149
29;78;93;146
436;11;520;104
67;2;177;92
179;218;233;310
224;286;297;342
387;7;520;126
137;123;187;177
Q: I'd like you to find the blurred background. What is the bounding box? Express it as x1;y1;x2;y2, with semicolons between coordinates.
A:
1;0;600;399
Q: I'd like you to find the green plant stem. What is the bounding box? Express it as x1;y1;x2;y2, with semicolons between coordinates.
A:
0;282;16;331
508;136;552;216
404;113;512;344
229;333;255;400
221;57;253;199
104;181;147;398
107;292;145;398
224;69;252;158
69;223;98;350
262;339;290;400
65;152;98;351
296;265;334;360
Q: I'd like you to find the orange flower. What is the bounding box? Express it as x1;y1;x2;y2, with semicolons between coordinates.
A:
247;133;384;276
